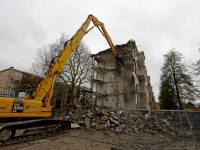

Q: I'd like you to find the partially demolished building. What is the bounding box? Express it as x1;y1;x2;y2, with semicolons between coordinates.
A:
91;40;156;110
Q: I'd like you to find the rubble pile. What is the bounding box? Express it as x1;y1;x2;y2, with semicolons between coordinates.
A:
67;107;180;135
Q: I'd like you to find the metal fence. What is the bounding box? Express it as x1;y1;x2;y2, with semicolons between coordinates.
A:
115;109;199;150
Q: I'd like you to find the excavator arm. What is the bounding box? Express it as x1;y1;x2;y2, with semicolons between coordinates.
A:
90;15;124;65
33;14;123;105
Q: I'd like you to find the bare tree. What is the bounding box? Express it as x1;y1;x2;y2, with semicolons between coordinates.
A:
31;33;91;103
31;33;68;77
60;41;91;103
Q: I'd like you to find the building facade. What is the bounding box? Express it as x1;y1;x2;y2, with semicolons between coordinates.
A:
54;87;93;110
0;67;33;97
91;40;156;110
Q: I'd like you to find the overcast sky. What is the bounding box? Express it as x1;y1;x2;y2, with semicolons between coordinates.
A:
0;0;200;103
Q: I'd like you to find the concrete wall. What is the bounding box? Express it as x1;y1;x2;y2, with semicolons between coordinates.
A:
91;40;155;110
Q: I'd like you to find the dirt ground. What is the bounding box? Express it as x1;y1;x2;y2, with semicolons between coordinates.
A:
1;129;199;150
0;129;119;150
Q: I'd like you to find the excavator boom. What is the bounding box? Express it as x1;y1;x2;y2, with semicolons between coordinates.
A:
33;14;123;102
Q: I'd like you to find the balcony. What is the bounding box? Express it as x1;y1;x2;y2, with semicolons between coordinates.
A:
148;86;153;93
137;85;147;95
147;76;151;85
92;91;105;97
91;79;105;85
149;92;154;100
93;66;115;74
94;56;104;62
136;52;145;68
93;66;107;74
136;69;147;80
93;52;115;63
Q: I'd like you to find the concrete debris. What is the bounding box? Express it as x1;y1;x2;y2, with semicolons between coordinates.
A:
115;127;122;133
87;113;95;118
137;123;145;131
71;123;81;128
67;107;181;136
91;122;96;128
106;120;110;126
110;118;118;125
102;109;110;116
85;117;90;128
101;115;109;121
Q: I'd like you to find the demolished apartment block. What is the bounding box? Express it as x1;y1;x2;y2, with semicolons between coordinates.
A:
91;40;156;110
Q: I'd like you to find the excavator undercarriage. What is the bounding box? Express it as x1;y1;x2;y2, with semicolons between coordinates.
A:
0;118;70;146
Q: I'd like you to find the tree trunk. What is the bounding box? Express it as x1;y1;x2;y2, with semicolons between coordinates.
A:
173;72;182;110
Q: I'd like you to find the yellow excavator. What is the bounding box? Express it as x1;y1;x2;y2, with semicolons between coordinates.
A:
0;14;123;142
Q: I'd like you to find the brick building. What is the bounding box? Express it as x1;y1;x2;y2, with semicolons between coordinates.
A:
0;67;33;97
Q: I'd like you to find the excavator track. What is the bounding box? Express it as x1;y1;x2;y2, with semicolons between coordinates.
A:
0;119;70;147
